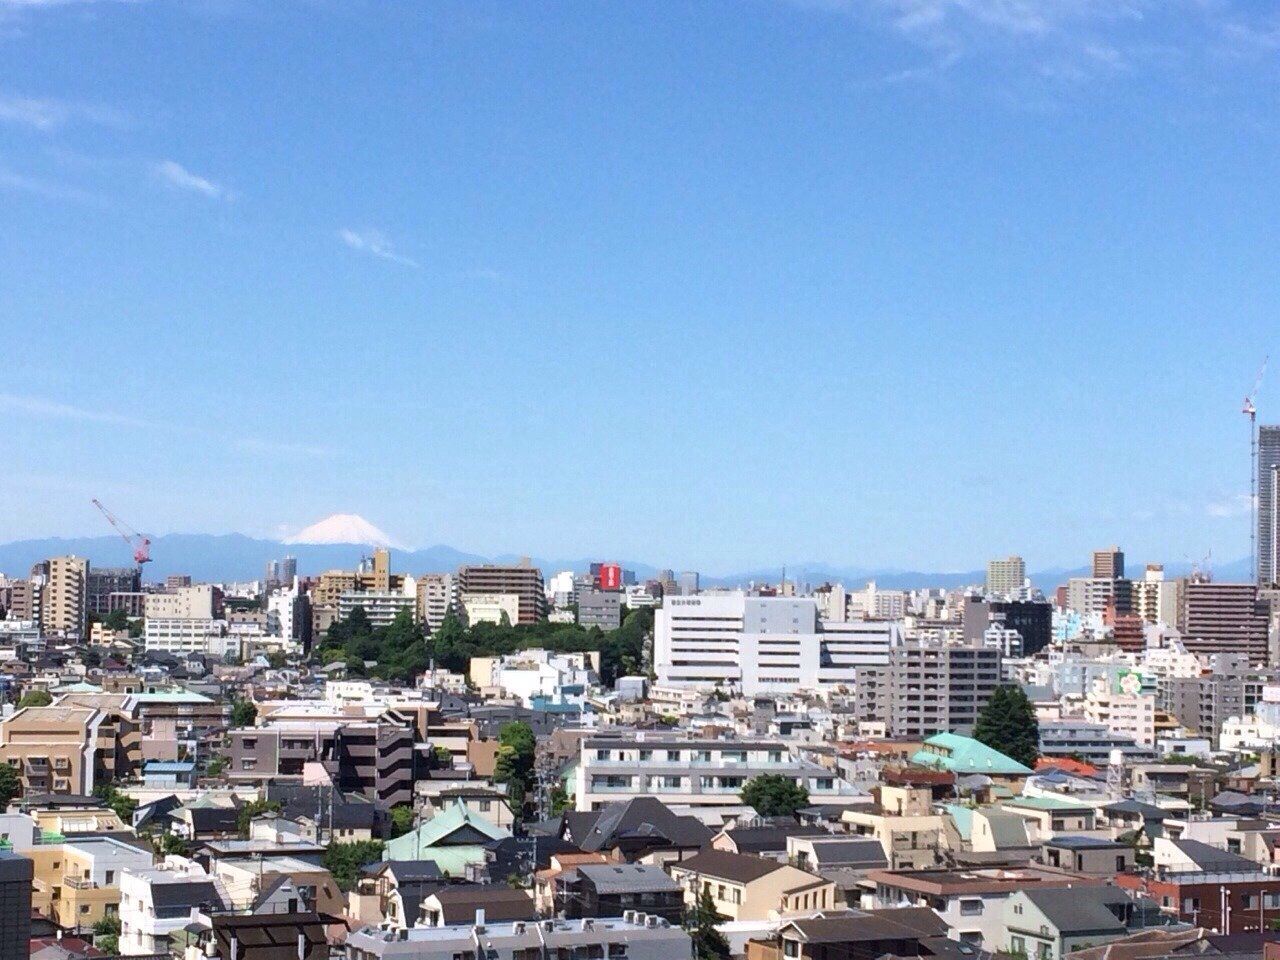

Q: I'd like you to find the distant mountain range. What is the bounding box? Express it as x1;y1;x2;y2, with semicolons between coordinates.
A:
0;530;1252;590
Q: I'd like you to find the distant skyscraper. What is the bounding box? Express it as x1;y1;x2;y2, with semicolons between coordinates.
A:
1091;546;1125;580
985;556;1025;597
677;571;700;596
265;556;298;590
1258;425;1280;586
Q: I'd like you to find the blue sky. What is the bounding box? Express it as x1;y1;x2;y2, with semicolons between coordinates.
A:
1;0;1278;573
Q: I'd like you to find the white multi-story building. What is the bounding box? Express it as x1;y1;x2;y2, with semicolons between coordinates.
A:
653;593;900;696
847;581;908;619
545;570;577;608
119;861;230;956
462;592;521;626
266;579;306;647
144;618;239;659
575;733;863;818
470;649;599;707
338;588;417;629
1082;675;1156;747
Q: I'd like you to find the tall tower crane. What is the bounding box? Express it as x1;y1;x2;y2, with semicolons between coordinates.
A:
1244;358;1268;584
91;499;152;569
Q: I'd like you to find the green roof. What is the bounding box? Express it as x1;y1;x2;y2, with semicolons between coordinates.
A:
383;799;510;861
945;804;974;841
911;732;1033;776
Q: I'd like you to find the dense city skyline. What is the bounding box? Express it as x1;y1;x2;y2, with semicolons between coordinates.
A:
4;1;1280;569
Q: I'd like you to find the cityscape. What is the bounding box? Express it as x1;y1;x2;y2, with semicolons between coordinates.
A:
6;2;1280;960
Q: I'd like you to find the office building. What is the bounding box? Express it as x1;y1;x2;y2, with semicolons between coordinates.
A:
653;593;900;695
1066;577;1132;617
337;589;417;629
86;566;140;616
462;593;521;626
1177;580;1271;662
676;571;700;596
265;556;298;591
578;588;621;629
456;562;546;623
145;583;223;620
1260;425;1280;586
963;596;1052;656
36;555;89;636
1092;546;1125;580
986;556;1026;598
144;618;239;659
1132;564;1180;626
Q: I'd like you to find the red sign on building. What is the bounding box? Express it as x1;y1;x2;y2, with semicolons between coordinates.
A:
598;563;622;591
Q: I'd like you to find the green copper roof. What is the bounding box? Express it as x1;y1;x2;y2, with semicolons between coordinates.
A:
911;732;1033;776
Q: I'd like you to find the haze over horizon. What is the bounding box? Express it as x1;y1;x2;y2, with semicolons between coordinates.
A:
3;1;1279;570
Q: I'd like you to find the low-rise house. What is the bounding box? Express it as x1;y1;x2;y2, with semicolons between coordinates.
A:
866;865;1107;949
1001;796;1098;839
1003;887;1165;960
560;796;713;865
669;849;837;921
383;799;511;877
747;905;950;960
712;816;814;860
1042;836;1135;876
558;862;684;923
911;732;1033;787
420;786;515;831
419;886;537;927
348;861;445;930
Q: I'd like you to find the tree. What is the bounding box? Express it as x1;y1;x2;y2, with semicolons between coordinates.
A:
973;684;1040;769
103;609;130;631
548;783;572;816
230;698;258;727
687;888;730;960
94;782;138;823
740;774;809;818
17;689;51;708
93;914;120;954
0;762;20;808
236;798;281;837
494;721;536;810
156;832;190;857
322;839;384;892
389;804;415;839
206;755;227;777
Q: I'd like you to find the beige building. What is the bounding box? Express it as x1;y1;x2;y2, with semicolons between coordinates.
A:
144;583;221;619
39;556;89;636
986;556;1026;598
0;704;136;796
311;548;407;636
28;836;153;934
462;593;521;627
1083;675;1156;747
669;849;837;921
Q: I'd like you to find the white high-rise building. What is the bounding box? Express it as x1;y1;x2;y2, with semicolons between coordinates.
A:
653;593;901;696
986;556;1026;598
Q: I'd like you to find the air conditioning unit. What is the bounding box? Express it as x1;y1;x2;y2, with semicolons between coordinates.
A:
645;916;659;928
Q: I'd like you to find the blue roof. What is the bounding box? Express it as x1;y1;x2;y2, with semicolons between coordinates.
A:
144;761;196;773
911;732;1033;776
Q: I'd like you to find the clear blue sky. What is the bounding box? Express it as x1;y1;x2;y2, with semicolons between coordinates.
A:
2;0;1278;573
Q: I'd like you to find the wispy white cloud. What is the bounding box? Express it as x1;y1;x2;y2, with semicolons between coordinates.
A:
153;159;227;199
338;228;419;268
0;392;151;427
1206;493;1253;518
0;91;129;131
0;167;104;204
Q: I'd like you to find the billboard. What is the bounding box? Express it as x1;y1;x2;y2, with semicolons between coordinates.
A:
598;563;622;591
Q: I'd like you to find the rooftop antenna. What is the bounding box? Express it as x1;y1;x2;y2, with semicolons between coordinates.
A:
1244;357;1268;584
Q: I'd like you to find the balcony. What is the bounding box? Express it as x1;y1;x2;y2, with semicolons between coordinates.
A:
63;876;98;890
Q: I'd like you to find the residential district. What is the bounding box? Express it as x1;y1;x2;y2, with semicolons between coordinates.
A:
10;523;1280;960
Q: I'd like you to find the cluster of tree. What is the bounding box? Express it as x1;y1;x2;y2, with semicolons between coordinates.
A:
0;762;19;809
389;804;415;838
317;604;653;686
323;839;385;891
17;689;52;708
973;684;1040;768
236;798;281;837
94;782;138;823
230;698;258;727
92;914;121;954
687;888;730;959
315;607;432;682
740;774;809;817
493;721;537;810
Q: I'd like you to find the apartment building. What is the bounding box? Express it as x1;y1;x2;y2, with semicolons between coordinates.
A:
986;556;1026;598
415;573;457;633
1132;565;1181;626
456;562;547;624
144;618;239;659
575;734;861;817
470;649;598;707
1093;547;1126;580
144;583;223;619
28;836;153;934
1066;577;1132;617
227;716;421;805
345;915;691;960
37;555;89;636
578;588;622;629
310;548;407;635
653;592;900;695
884;641;1002;739
1083;676;1156;747
337;589;416;629
0;705;135;796
0;577;36;624
0;851;31;960
1177;581;1271;662
1157;653;1275;748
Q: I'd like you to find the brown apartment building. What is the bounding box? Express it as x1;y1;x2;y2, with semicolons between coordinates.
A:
457;561;546;623
0;705;136;797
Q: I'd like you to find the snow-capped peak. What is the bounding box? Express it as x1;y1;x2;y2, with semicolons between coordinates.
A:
284;514;403;549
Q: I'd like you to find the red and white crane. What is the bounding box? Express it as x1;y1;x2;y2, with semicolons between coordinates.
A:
91;499;152;568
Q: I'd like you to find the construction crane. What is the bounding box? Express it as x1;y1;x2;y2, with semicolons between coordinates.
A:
1244;358;1268;584
91;499;152;569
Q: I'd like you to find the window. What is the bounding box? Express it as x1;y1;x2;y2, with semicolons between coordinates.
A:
1037;943;1052;960
1183;898;1200;912
1011;937;1025;954
1116;855;1127;871
960;899;982;916
105;871;114;885
1243;895;1258;909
